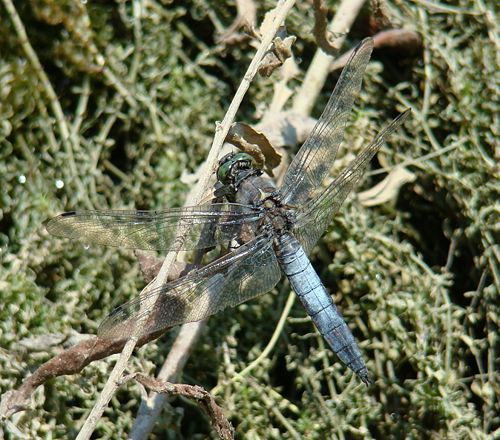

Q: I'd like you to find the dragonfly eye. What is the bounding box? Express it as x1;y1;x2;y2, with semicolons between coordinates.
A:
217;152;255;185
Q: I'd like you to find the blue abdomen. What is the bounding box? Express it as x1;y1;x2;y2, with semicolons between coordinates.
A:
274;234;371;385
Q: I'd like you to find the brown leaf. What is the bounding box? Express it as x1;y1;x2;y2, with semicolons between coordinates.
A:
226;122;282;176
134;251;192;283
258;31;296;77
135;250;164;283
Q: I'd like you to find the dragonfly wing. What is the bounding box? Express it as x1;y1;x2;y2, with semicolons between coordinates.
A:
98;233;281;340
46;203;262;251
294;109;410;253
280;38;374;205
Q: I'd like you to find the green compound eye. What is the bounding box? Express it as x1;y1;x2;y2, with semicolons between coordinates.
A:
216;157;233;184
217;152;254;184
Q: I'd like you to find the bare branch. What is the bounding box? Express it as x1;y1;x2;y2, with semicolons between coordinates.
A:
124;374;234;440
0;332;163;418
292;0;366;115
217;0;257;45
330;29;422;71
312;0;337;55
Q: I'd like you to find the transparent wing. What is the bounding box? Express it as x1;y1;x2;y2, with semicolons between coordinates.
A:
293;109;410;253
281;38;374;205
46;203;262;251
98;233;282;340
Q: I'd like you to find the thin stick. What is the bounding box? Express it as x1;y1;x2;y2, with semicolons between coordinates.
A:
209;291;296;396
215;290;296;390
129;321;206;439
292;0;365;115
76;1;297;439
125;374;234;440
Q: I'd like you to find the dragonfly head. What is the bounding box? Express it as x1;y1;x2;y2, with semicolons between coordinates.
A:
216;152;255;185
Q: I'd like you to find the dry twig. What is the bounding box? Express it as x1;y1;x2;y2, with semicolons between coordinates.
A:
216;0;257;45
293;0;366;115
124;374;234;440
330;29;422;71
0;333;160;418
312;0;338;55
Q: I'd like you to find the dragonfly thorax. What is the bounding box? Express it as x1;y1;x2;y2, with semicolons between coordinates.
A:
260;193;296;235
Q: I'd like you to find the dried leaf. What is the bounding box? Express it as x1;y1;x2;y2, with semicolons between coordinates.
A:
135;250;191;283
259;32;296;77
226;122;282;176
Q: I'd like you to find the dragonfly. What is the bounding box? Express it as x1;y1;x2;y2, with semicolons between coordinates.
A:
46;38;410;385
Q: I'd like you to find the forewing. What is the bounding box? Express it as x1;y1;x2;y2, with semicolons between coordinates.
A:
46;203;261;251
98;234;282;340
281;38;374;205
294;109;410;253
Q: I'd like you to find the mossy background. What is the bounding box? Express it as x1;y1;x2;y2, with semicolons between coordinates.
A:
0;0;497;439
